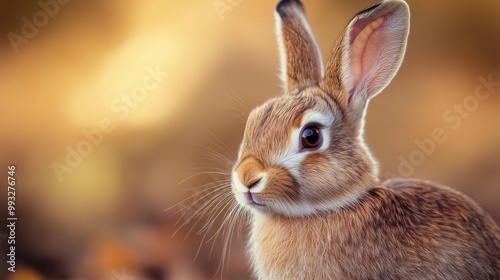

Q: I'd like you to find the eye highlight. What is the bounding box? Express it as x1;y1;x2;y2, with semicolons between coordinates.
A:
300;125;322;150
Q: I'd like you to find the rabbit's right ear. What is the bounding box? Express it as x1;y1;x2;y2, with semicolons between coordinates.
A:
276;0;323;93
321;0;410;125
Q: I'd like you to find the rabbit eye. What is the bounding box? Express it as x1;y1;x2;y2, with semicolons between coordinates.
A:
301;125;322;150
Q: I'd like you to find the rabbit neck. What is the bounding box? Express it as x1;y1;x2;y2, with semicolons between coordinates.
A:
248;210;345;279
247;187;386;280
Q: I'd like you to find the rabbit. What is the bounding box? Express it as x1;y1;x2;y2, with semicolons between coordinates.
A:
229;0;500;279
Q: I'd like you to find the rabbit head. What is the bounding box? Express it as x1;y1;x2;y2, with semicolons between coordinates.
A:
232;0;410;217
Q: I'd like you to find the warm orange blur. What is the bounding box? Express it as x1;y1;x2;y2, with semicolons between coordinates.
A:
0;0;499;279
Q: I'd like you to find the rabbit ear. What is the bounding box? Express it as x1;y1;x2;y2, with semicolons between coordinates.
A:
276;0;323;93
321;0;410;124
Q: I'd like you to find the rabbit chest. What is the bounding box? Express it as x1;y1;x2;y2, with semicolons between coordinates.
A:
248;213;363;280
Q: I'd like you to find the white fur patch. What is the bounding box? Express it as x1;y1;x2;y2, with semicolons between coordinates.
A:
314;191;366;213
232;172;268;193
270;200;317;217
232;172;248;193
274;110;334;176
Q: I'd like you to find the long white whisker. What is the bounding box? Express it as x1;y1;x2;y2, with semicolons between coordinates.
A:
198;143;232;162
206;200;238;241
174;184;229;221
194;196;234;261
207;131;237;161
228;112;248;124
224;206;243;271
171;184;231;237
164;180;229;213
183;191;233;241
198;194;234;236
176;171;230;186
228;89;250;113
167;127;241;277
215;204;238;279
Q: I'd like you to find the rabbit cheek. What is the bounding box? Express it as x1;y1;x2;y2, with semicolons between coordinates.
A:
261;167;318;217
299;153;342;201
264;167;301;203
299;151;364;211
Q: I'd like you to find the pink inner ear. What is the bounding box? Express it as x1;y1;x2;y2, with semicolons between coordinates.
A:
348;16;387;99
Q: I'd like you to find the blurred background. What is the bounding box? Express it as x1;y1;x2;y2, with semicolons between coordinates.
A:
0;0;499;279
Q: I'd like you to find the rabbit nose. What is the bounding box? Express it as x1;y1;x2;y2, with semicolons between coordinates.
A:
246;177;262;190
235;156;265;190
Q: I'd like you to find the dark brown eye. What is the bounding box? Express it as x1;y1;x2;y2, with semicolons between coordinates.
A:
301;125;322;149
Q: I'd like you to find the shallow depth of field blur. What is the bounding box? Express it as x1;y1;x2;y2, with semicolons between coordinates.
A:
0;0;499;279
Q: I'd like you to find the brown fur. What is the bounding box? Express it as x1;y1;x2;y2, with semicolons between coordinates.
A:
250;180;500;279
276;0;323;92
230;0;500;279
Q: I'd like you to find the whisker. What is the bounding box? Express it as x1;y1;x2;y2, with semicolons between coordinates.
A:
166;126;243;278
171;184;231;237
223;206;243;271
228;112;248;124
227;102;248;117
173;183;229;218
187;166;229;172
215;204;237;279
164;180;229;212
198;194;234;237
198;144;234;165
207;131;237;161
228;89;250;113
194;196;234;261
176;170;230;186
209;201;238;261
182;191;233;242
224;103;248;122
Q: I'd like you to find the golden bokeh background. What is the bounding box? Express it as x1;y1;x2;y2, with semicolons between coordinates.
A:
0;0;499;279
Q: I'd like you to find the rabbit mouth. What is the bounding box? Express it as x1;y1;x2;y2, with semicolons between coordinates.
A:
243;192;266;207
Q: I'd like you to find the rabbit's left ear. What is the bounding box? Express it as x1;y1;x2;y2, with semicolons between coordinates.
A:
321;0;410;124
276;0;323;93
